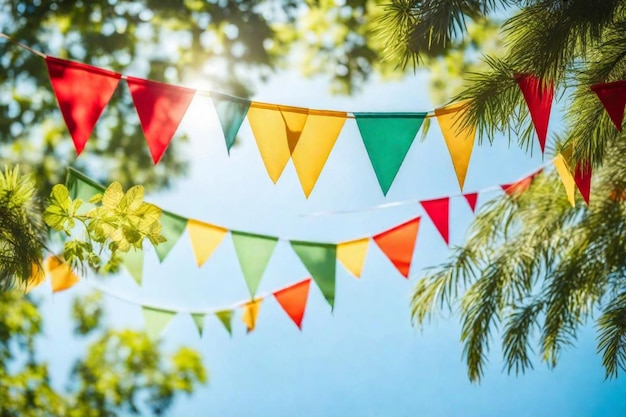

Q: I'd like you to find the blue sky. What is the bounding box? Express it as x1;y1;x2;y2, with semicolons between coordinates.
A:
34;63;626;416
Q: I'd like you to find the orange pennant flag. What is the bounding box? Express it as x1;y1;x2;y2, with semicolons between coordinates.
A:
373;217;421;279
553;154;576;207
435;101;476;191
18;262;46;293
46;257;80;293
280;105;309;154
274;279;311;329
336;238;370;278
242;298;262;333
186;219;228;267
291;110;347;197
501;169;542;196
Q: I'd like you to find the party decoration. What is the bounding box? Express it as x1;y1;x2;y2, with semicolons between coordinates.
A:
187;219;228;267
142;306;175;339
46;56;122;155
247;103;292;183
280;105;309;153
126;76;196;164
290;241;337;308
242;299;262;333
215;310;234;336
155;211;188;262
121;248;144;285
516;74;554;153
191;313;206;337
435;101;476;190
421;197;450;244
336;238;370;278
21;262;46;293
231;231;278;297
464;193;478;212
354;112;426;195
291;110;347;197
590;81;626;131
66;169;105;203
46;256;80;292
210;92;251;152
273;278;311;329
553;154;576;207
574;160;592;205
373;217;421;278
501;169;541;195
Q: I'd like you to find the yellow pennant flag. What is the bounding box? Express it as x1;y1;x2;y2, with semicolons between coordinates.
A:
242;298;262;333
46;256;80;293
18;262;46;293
280;105;308;154
553;153;576;207
337;238;370;278
435;101;477;190
247;102;292;183
186;219;228;267
291;110;347;198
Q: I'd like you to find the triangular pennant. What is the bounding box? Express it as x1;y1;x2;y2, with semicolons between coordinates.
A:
553;154;576;207
19;262;46;293
280;105;309;154
463;193;478;212
290;241;337;308
215;310;233;336
46;56;122;155
210;92;251;152
336;238;370;278
590;81;626;131
46;256;80;293
421;197;450;244
120;248;144;285
373;217;421;279
186;219;228;267
66;168;105;201
501;170;542;196
247;102;292;183
354;112;426;195
574;159;592;205
516;74;554;153
291;110;347;198
435;101;476;190
142;306;175;339
191;313;205;337
155;211;188;263
274;279;311;329
231;231;278;297
242;299;262;333
126;76;196;164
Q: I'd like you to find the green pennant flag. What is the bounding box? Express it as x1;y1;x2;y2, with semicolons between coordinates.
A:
155;210;188;263
354;113;426;195
142;306;175;339
121;248;144;285
215;310;233;336
289;240;337;309
211;92;251;153
66;167;105;200
231;231;278;297
191;313;205;337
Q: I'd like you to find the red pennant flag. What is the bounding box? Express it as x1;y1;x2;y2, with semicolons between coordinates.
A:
421;197;450;244
516;74;554;153
463;193;478;212
46;56;121;155
373;217;421;278
274;278;311;330
501;169;542;196
591;81;626;131
574;160;592;205
126;76;196;164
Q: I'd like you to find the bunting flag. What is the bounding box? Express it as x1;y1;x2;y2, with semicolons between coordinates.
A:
354;112;426;195
421;197;450;244
126;76;196;164
46;56;122;155
120;248;144;285
516;74;554;153
186;219;228;267
553;153;576;207
231;231;278;297
336;238;370;278
46;256;80;292
155;211;188;262
464;192;478;212
291;110;347;197
280;105;309;153
273;278;311;329
373;217;421;278
20;262;46;293
242;299;262;333
247;103;293;183
290;241;337;308
435;101;476;191
142;306;176;339
574;160;592;205
215;310;234;336
501;169;541;195
590;81;626;131
210;92;251;152
66;168;105;200
191;313;205;337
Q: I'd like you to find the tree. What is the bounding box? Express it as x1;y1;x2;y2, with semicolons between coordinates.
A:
377;0;626;381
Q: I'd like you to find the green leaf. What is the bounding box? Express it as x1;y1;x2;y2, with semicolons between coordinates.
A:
102;182;124;209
